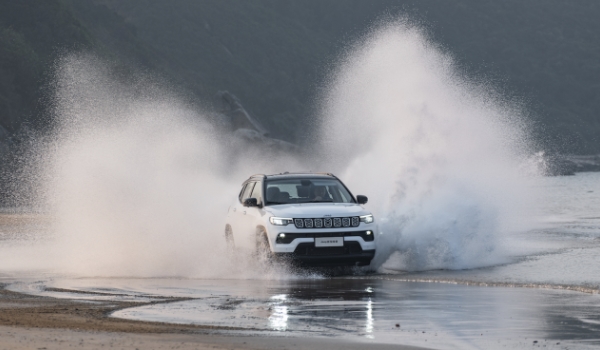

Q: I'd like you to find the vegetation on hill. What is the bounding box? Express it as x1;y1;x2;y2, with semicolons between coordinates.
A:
0;1;91;132
0;0;599;154
0;0;164;136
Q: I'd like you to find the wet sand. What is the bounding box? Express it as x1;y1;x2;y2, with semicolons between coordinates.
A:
0;285;427;350
0;326;429;350
4;277;600;349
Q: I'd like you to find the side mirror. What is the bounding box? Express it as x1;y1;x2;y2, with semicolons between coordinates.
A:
356;195;368;205
243;197;259;207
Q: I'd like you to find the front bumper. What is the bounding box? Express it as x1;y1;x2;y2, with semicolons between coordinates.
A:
277;240;375;266
268;223;377;266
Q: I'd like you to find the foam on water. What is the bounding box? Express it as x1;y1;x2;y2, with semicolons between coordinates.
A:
1;22;545;278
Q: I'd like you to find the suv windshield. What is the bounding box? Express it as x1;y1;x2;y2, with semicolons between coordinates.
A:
265;178;355;205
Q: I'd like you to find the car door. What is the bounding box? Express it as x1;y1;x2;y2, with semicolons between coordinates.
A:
246;179;265;239
232;181;256;250
230;181;254;245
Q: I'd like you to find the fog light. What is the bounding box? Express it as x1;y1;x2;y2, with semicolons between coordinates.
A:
276;232;292;244
366;230;372;235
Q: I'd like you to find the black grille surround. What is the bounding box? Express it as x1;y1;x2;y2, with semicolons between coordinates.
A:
278;241;375;267
275;231;374;244
294;241;363;256
294;217;360;229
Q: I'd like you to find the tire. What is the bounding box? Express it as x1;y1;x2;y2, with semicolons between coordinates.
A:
224;224;235;250
255;228;273;261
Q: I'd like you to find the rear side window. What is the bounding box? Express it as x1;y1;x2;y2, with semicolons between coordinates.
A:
238;184;247;201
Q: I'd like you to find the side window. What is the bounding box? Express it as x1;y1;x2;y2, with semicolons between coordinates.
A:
250;181;263;204
238;184;247;202
240;182;255;202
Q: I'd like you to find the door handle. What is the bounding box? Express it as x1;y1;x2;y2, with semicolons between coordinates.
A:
233;208;236;212
243;211;246;215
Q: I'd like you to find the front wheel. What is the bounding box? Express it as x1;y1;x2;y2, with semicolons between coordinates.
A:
224;224;235;251
254;228;273;262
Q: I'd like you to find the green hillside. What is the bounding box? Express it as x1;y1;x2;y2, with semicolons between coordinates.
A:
0;0;164;135
0;0;92;132
0;0;599;154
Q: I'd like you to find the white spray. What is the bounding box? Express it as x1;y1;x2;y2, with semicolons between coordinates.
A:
5;54;304;278
1;22;543;278
319;21;542;271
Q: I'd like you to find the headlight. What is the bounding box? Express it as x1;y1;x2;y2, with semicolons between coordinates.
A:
359;214;374;224
269;217;293;226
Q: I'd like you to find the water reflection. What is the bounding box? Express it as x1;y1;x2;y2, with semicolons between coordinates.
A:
365;298;374;338
264;279;377;336
268;294;289;331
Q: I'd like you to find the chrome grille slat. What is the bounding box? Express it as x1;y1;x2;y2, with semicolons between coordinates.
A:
314;218;323;228
304;218;314;228
333;218;341;227
342;218;350;227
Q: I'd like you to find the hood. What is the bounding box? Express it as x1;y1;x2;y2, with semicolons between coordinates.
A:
263;203;370;218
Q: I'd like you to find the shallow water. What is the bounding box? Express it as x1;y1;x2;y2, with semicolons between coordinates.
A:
2;173;600;349
381;172;600;290
6;276;600;350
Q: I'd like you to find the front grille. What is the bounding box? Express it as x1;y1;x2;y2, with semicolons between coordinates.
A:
294;216;360;229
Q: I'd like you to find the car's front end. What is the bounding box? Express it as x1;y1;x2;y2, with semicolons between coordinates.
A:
265;203;377;266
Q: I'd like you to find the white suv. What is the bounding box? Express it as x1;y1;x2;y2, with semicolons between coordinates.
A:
225;172;377;266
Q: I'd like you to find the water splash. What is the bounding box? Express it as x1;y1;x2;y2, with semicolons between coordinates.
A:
2;54;308;279
2;21;544;278
319;21;543;271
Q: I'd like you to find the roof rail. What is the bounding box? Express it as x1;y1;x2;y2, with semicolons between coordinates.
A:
314;172;335;177
263;171;336;177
